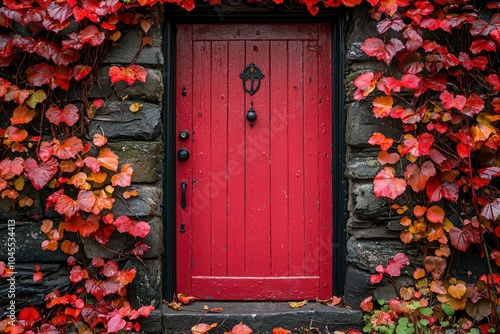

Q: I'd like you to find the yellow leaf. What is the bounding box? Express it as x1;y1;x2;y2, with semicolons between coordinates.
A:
14;177;24;191
129;102;143;113
27;90;47;109
167;301;183;311
289;300;308;308
203;305;209;310
448;283;466;299
109;30;121;41
105;185;114;194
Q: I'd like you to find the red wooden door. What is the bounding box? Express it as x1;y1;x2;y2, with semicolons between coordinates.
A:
175;23;333;300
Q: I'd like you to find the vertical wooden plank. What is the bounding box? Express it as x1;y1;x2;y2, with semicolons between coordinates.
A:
227;40;246;277
210;41;229;276
176;24;193;294
303;37;321;277
318;23;333;298
244;40;271;276
287;40;305;276
191;40;212;277
270;40;290;277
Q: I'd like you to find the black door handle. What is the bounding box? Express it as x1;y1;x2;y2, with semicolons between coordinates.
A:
181;181;187;209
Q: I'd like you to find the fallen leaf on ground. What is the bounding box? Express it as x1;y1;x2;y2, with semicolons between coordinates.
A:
191;322;217;334
289;300;308;308
231;322;252;334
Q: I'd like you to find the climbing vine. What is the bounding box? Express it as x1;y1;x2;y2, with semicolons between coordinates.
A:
0;0;500;332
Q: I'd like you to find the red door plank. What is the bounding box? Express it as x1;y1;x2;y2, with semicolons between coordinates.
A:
287;40;305;277
303;39;321;278
191;40;212;277
270;40;290;277
244;40;271;277
226;41;246;277
318;24;333;298
210;41;229;276
175;24;193;295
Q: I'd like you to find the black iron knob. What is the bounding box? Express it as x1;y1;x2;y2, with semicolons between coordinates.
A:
179;130;190;141
177;148;190;161
246;107;257;125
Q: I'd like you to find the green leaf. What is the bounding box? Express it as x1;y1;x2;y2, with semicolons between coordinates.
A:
418;307;433;316
418;319;429;327
440;321;449;327
442;303;455;316
469;329;480;334
488;328;496;333
27;89;47;109
378;299;386;306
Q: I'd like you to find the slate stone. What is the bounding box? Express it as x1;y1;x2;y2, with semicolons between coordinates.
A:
126;259;163;309
102;25;164;65
107;141;163;183
0;266;70;313
343;265;372;308
345;3;379;63
0;185;44;221
137;309;163;333
346;237;420;271
82;217;163;259
349;182;388;220
88;101;162;141
112;183;163;217
345;150;381;180
345;101;402;148
163;302;363;333
348;221;399;240
0;221;68;262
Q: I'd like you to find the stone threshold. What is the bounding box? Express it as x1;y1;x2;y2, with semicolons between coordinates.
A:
162;301;363;333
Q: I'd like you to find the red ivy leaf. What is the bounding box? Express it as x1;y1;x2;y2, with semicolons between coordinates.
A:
425;176;460;203
110;164;133;187
353;72;382;100
470;39;496;54
26;63;54;87
449;226;481;252
18;307;42;328
400;133;434;157
46;104;79;126
24;157;58;190
0;157;24;178
5;84;29;105
361;37;405;65
480;198;500;220
10;106;36;125
79;25;105;46
102;259;119;277
405;161;436;192
373;167;407;199
52;136;83;159
109;65;148;85
368;132;393;150
440;90;466;111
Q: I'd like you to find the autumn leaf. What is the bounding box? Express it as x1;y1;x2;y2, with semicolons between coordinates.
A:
52;136;83;159
177;293;196;304
110;164;133;187
191;323;217;334
10;106;36;125
232;322;252;334
426;176;460;203
405;161;436;192
93;133;108;147
61;240;79;255
129;102;143;112
272;328;292;334
24;157;58;190
361;37;404;65
426;205;445;223
423;256;446;280
399;133;434;157
289;300;308;308
46;104;79;126
97;148;119;171
109;65;148;85
353;72;382;100
372;96;393;118
167;300;183;311
359;296;373;312
373;167;407;199
17;307;42;328
480;198;500;220
449;225;481;252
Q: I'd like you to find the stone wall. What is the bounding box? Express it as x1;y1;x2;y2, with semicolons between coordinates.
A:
342;6;416;307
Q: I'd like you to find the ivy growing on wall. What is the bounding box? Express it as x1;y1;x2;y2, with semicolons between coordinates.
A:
0;0;500;332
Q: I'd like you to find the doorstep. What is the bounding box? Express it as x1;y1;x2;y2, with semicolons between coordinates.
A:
162;301;363;333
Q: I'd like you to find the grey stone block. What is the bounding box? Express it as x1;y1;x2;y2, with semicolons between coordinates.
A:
127;258;163;309
108;141;163;183
89;101;162;141
346;5;379;63
349;182;388;220
345;150;381;180
113;183;163;218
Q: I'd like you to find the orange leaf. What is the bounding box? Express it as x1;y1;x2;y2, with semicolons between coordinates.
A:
400;230;413;244
448;283;466;299
413;267;426;279
360;296;373;312
93;133;108;147
231;323;252;334
191;323;218;334
423;256;446;280
272;328;291;334
177;293;196;304
41;219;53;233
52;136;83;160
97;148;119;171
61;240;79;255
435;244;451;257
427;205;445;223
289;300;308;308
413;205;427;218
377;151;400;165
372;96;394;118
10;106;36;125
88;172;107;183
18;196;33;207
123;190;139;199
110;164;133;187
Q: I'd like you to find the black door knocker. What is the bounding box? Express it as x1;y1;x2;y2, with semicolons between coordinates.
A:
240;63;264;127
240;62;264;96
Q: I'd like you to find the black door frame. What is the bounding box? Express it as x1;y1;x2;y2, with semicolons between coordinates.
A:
162;4;348;298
